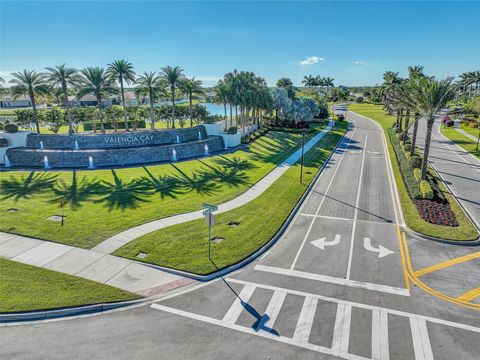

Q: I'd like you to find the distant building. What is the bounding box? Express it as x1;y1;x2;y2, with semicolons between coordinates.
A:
0;95;32;108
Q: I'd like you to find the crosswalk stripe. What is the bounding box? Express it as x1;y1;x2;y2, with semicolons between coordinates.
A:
410;318;434;360
263;290;287;330
332;303;352;356
292;297;318;344
372;309;389;360
222;284;255;325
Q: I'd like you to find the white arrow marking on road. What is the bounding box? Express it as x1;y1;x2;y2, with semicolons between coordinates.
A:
363;237;394;258
311;234;341;250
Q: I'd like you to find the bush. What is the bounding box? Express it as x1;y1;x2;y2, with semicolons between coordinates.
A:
0;137;8;147
404;150;411;159
356;96;364;103
420;180;434;200
404;143;411;152
468;121;479;128
4;123;18;133
83;120;146;131
413;168;422;181
337;114;345;121
227;126;237;134
409;155;422;169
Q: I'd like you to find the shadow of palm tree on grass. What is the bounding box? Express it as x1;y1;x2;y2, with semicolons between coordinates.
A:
0;171;58;201
170;164;220;196
135;167;186;199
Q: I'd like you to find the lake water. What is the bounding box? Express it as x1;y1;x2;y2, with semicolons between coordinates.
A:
202;103;226;116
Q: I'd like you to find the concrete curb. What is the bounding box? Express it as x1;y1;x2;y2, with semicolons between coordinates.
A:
138;122;347;282
0;298;145;323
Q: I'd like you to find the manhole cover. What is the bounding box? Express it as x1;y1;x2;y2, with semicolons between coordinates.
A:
6;208;18;212
212;237;225;244
136;252;147;259
48;215;66;222
228;221;240;227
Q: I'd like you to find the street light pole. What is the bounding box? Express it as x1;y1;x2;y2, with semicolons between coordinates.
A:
300;129;305;183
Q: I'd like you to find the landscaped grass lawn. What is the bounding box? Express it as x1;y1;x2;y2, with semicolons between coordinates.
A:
114;121;347;275
461;123;480;139
440;125;480;159
349;103;478;241
0;125;325;249
0;259;140;313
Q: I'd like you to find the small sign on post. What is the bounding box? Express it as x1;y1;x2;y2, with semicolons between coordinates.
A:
202;203;218;261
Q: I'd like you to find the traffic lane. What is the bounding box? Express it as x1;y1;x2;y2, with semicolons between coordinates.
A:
428;322;480;360
290;217;354;278
0;307;323;360
349;221;406;289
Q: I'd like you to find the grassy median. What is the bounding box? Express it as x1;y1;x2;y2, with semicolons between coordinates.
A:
349;103;478;241
0;125;325;249
0;259;140;313
113;121;347;275
439;125;479;159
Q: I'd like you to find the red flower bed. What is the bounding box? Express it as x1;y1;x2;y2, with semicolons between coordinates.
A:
415;199;459;227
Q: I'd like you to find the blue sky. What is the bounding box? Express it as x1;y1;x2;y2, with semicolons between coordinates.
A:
1;1;479;87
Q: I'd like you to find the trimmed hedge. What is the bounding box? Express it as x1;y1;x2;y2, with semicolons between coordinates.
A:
413;168;422;181
409;155;422;169
4;123;18;133
84;120;146;131
0;137;8;147
227;126;237;134
420;180;434;200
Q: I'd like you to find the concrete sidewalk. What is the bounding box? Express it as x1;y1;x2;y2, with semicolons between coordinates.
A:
91;120;334;254
455;127;479;142
0;232;191;296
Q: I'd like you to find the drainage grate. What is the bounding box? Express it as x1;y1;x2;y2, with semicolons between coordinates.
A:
305;171;312;174
136;252;147;259
228;221;240;227
212;237;225;244
48;215;66;222
6;208;18;212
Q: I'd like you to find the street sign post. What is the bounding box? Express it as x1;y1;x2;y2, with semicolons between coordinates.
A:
202;203;218;261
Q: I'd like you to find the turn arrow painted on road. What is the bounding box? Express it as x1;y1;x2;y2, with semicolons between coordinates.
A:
363;237;394;258
311;234;341;250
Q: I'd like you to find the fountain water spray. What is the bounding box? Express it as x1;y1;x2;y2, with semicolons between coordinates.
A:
88;156;94;169
74;141;79;150
204;144;209;156
4;155;11;167
176;135;180;143
198;131;202;140
40;141;44;149
172;149;177;161
43;156;50;169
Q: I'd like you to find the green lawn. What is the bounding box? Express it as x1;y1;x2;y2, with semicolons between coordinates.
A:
440;125;480;159
349;103;478;241
461;123;480;139
0;125;325;249
114;122;347;275
0;259;140;313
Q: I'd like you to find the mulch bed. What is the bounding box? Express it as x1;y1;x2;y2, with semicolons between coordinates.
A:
415;199;459;227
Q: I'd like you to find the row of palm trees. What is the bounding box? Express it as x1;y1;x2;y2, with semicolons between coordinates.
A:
380;66;456;180
458;71;480;97
4;61;203;134
301;75;334;89
213;70;273;133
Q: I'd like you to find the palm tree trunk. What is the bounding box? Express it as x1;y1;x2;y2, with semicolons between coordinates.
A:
171;86;175;129
189;93;193;128
30;91;40;134
149;90;155;130
410;115;419;157
421;118;434;180
97;95;105;134
229;104;233;128
403;110;410;142
235;105;238;128
120;78;128;132
62;82;73;135
223;102;227;131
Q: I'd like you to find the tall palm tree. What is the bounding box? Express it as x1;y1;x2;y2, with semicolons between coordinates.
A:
160;65;184;128
214;80;229;130
393;77;455;179
135;72;166;130
323;77;335;88
9;70;50;133
408;65;425;80
107;60;136;131
276;77;295;99
45;64;80;135
179;77;204;127
77;67;118;134
302;75;316;88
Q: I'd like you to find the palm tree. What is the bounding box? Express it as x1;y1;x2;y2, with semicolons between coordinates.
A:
135;72;166;130
323;77;335;88
408;65;425;80
107;60;136;131
9;70;50;133
45;64;80;135
179;77;204;127
392;77;455;179
302;75;316;88
214;80;229;131
77;67;118;134
160;65;185;128
276;77;295;99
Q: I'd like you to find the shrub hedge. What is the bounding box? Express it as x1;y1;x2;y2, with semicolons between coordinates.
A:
409;156;422;169
4;123;18;133
420;180;434;200
0;137;8;147
413;168;422;181
83;120;146;131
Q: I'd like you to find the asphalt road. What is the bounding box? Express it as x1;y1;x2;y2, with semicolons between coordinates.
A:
1;111;479;360
412;117;480;229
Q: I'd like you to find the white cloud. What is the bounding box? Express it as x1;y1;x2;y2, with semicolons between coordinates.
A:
300;56;324;66
0;70;19;82
352;60;375;66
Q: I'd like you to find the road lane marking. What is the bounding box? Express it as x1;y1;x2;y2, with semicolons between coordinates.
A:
332;303;352;356
225;278;480;333
363;237;394;258
254;264;410;296
346;133;368;280
401;232;480;310
396;226;411;289
410;318;434;360
372;309;390;360
293;297;318;344
222;284;255;325
311;234;341;250
290;125;358;270
457;287;480;302
413;251;480;277
263;290;287;330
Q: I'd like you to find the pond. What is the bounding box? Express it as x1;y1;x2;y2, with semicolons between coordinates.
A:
202;103;226;116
